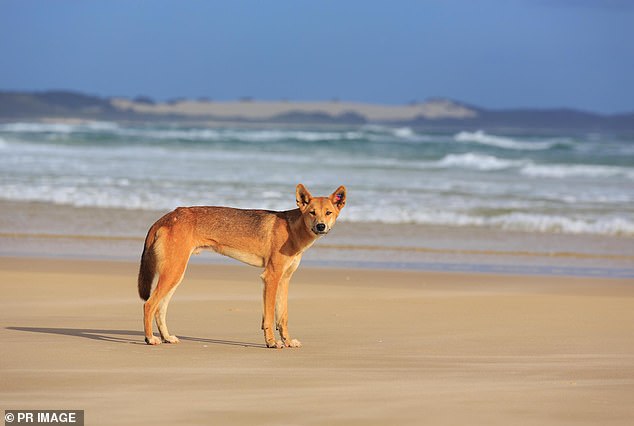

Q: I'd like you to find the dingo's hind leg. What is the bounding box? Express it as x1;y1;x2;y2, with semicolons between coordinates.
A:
156;282;183;343
143;245;190;345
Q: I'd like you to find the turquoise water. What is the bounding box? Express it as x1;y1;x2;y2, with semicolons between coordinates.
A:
1;122;633;236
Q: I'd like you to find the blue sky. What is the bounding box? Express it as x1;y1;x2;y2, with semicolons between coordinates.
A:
1;0;633;113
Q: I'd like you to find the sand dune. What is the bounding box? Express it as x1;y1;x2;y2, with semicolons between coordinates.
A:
111;97;477;121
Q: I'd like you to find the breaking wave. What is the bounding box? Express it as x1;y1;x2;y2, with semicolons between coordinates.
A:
344;209;634;236
435;153;634;179
454;130;567;151
0;121;120;133
521;163;634;179
436;153;526;171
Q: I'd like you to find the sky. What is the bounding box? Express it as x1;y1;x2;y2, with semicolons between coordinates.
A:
1;0;633;114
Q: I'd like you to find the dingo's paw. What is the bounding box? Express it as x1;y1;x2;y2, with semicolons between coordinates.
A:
162;335;180;344
284;339;302;348
266;339;284;349
145;336;162;345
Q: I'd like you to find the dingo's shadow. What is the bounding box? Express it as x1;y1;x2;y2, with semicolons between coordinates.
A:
6;327;266;348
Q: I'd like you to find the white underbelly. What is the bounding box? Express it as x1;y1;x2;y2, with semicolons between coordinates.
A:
214;245;264;267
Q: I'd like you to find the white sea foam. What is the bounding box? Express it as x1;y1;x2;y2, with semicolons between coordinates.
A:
360;124;435;143
362;124;414;138
113;127;366;143
454;130;559;150
436;153;526;171
344;208;634;236
85;121;120;131
0;121;120;133
223;129;362;142
0;122;75;133
393;127;415;138
521;163;634;179
490;213;634;235
0;182;174;211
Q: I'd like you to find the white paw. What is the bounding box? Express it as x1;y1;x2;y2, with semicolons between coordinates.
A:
285;338;302;348
162;335;180;344
267;340;284;349
145;335;162;345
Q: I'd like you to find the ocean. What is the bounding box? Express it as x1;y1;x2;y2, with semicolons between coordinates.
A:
1;121;633;237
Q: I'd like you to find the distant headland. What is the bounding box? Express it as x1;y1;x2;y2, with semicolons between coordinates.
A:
1;90;632;132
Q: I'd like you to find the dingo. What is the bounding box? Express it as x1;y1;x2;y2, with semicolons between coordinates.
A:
138;184;346;348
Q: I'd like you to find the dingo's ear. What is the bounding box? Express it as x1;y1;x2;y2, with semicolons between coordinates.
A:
330;185;346;211
296;184;312;211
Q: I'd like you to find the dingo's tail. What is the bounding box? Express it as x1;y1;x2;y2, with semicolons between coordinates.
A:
138;224;159;301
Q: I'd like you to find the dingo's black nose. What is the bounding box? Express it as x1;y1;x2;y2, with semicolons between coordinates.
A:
315;223;326;232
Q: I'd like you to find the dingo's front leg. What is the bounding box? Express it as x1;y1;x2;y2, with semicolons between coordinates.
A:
276;256;302;348
261;265;283;348
276;283;301;348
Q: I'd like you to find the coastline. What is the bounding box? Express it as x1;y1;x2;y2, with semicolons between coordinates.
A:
1;199;633;277
3;91;633;133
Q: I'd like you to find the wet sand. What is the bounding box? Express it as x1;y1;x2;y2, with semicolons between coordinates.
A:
1;257;633;425
2;200;633;276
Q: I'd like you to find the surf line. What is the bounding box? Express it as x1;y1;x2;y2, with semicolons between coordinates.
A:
0;232;142;242
315;243;634;262
3;232;633;262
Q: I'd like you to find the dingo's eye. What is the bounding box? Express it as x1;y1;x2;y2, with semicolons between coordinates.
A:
326;211;332;216
310;210;316;216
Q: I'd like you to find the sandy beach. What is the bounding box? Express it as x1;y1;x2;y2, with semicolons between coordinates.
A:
3;1;633;424
1;256;633;425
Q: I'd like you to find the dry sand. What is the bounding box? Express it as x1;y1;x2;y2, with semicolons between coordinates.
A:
1;257;633;425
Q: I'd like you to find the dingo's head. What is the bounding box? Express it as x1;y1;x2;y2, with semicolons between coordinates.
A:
296;184;346;236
